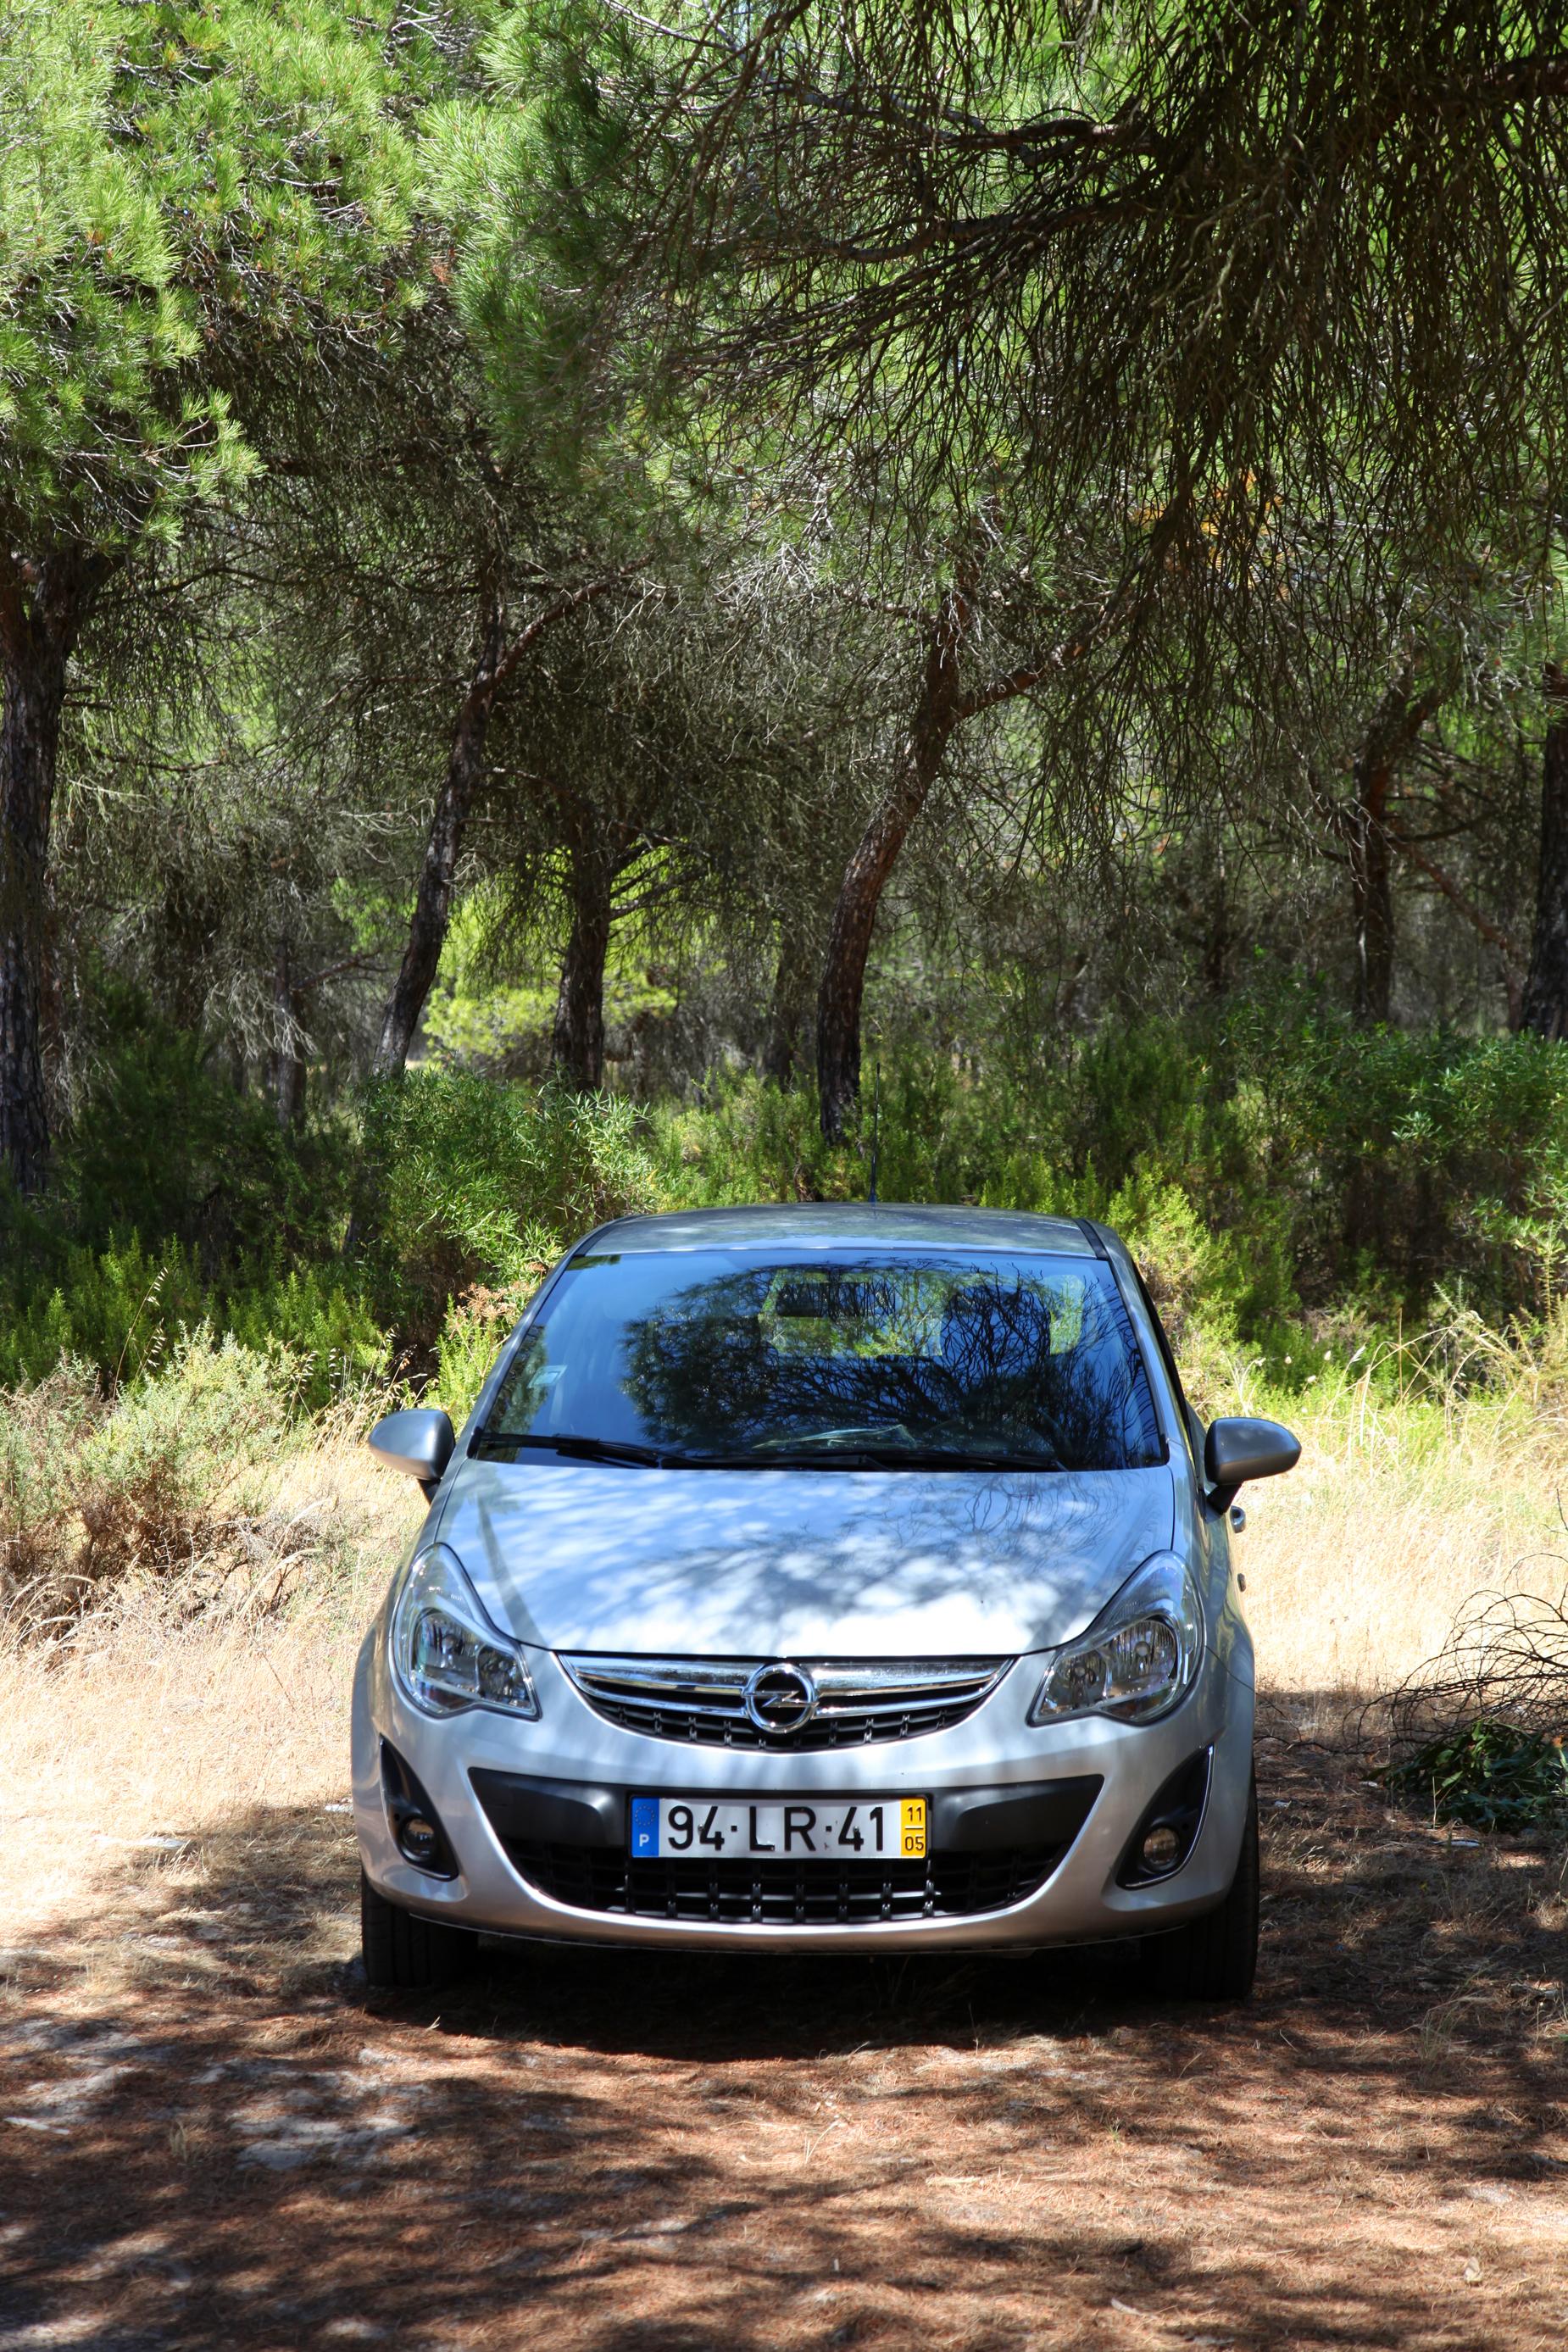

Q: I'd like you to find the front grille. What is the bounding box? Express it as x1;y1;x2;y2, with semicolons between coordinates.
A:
559;1654;1012;1749
503;1841;1062;1923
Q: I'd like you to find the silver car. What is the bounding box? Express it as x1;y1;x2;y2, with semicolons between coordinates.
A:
353;1205;1298;2000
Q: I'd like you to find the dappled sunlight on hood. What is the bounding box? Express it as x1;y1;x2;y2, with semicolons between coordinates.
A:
444;1462;1176;1654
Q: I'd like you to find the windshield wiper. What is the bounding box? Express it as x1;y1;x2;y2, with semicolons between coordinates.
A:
471;1433;1066;1473
825;1446;1064;1473
882;1446;1064;1473
705;1445;1066;1473
472;1432;670;1468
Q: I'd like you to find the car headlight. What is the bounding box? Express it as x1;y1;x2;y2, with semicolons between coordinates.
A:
389;1544;539;1721
1028;1553;1203;1726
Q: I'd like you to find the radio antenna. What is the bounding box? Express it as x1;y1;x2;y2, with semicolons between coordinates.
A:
868;1059;881;1204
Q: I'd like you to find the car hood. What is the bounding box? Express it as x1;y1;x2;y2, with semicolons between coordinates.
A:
438;1460;1177;1658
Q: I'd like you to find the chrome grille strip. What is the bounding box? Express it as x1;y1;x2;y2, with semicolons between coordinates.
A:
559;1654;1013;1749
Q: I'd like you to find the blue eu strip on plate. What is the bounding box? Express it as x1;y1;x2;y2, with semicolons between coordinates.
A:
630;1797;659;1857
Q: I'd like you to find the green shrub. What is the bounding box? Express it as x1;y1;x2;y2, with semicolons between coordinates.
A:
0;1234;202;1389
358;1072;664;1340
648;1075;859;1206
0;995;380;1400
77;1330;301;1508
0;1336;309;1640
53;993;356;1267
656;1014;1568;1354
0;1360;101;1565
220;1269;389;1404
431;1282;541;1424
1384;1721;1568;1834
0;1232;387;1408
10;992;1568;1409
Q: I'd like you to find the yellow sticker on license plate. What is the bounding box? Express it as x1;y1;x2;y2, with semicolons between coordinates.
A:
900;1798;927;1859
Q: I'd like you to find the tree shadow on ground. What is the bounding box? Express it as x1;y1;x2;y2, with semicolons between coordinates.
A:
2;1702;1565;2351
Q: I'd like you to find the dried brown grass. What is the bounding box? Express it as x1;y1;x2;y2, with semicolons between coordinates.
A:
1198;1318;1568;1699
0;1421;421;1941
0;1346;318;1643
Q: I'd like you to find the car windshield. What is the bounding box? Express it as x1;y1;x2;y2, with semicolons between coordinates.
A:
480;1248;1166;1471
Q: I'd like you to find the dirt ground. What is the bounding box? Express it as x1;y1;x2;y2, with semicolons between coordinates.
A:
2;1695;1565;2352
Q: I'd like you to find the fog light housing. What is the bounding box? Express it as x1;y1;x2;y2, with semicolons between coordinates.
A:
380;1742;459;1879
398;1814;441;1866
1140;1823;1182;1873
1117;1749;1212;1888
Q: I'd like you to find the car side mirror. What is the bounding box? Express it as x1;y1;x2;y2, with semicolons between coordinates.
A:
1204;1415;1300;1507
367;1408;455;1498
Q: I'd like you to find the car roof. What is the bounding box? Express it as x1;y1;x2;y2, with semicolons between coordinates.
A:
577;1203;1101;1257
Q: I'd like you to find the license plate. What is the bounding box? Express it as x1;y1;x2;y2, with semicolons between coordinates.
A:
630;1795;926;1861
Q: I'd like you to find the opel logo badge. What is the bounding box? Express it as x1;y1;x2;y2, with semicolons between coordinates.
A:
742;1660;819;1737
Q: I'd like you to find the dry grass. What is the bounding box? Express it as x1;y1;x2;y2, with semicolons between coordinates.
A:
1200;1326;1568;1699
0;1426;421;1943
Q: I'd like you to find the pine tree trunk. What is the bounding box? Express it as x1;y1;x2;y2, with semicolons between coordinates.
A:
1521;670;1568;1039
551;836;618;1092
374;585;504;1077
1348;679;1432;1028
762;910;812;1086
271;940;307;1128
1348;789;1395;1026
815;587;970;1142
0;551;101;1192
1203;842;1232;998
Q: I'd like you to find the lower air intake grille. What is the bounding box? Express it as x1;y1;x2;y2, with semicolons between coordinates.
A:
501;1842;1062;1923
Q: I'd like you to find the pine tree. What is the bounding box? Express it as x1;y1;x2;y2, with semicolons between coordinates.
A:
0;0;421;1187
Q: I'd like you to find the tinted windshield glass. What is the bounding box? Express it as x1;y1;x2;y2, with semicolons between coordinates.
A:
481;1249;1165;1471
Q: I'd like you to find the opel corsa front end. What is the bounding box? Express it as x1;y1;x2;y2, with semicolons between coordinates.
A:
352;1205;1298;2001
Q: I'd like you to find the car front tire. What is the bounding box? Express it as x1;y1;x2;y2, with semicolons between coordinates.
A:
1140;1771;1259;2002
360;1870;478;1993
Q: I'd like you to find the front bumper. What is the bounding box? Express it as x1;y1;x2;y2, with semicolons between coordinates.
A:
352;1635;1254;1954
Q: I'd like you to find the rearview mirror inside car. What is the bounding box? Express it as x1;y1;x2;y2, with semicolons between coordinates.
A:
1204;1415;1300;1504
366;1408;456;1494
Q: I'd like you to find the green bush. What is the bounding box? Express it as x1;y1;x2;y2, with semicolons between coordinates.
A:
75;1330;303;1508
0;1232;387;1407
0;998;383;1401
684;1013;1568;1336
1384;1721;1568;1834
9;990;1568;1411
53;995;356;1268
1221;1011;1568;1319
431;1282;540;1424
357;1072;665;1341
0;1234;203;1390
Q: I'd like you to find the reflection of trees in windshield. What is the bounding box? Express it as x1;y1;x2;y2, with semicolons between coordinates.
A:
619;1259;1164;1470
494;1330;548;1431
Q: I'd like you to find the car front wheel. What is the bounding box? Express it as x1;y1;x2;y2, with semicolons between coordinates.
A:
360;1871;478;1993
1140;1771;1259;2001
